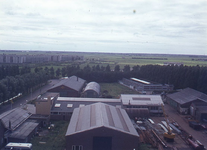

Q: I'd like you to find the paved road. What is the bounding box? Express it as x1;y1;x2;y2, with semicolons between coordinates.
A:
164;103;207;149
0;79;60;114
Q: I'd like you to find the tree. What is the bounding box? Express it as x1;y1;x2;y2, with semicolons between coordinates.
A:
105;65;111;72
49;67;55;78
56;68;61;77
123;65;130;72
114;65;120;72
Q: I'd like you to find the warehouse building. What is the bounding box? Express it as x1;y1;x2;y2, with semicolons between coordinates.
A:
65;103;139;150
166;88;207;114
121;94;163;115
47;76;86;97
121;77;173;94
83;82;100;98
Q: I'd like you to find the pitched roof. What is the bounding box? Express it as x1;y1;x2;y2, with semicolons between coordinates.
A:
0;108;31;130
167;88;207;105
9;120;39;139
66;103;139;137
49;76;86;92
83;82;100;95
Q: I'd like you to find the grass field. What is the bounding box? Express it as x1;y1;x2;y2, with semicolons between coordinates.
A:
100;82;139;98
31;121;68;150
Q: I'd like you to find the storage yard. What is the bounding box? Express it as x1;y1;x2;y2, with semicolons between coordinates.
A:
132;103;207;150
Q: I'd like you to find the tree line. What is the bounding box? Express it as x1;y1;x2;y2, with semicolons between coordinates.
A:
59;64;207;94
0;64;207;103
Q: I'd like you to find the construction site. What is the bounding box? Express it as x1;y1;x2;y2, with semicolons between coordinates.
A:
132;103;207;150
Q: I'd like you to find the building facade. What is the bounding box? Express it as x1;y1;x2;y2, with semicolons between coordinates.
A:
65;103;139;150
47;76;86;97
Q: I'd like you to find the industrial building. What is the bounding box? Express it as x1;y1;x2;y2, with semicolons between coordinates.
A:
121;77;173;94
83;82;100;98
166;88;207;115
120;94;163;115
35;92;59;115
0;108;39;148
50;97;121;120
190;102;207;122
47;94;163;120
47;76;86;97
65;103;139;150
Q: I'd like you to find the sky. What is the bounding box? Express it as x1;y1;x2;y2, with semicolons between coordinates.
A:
0;0;207;55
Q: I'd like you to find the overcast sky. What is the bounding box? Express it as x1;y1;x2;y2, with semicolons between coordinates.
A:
0;0;206;55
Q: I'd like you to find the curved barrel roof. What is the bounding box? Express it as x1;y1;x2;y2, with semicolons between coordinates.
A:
83;82;100;95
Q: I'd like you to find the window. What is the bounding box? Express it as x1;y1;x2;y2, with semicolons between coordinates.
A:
72;145;83;150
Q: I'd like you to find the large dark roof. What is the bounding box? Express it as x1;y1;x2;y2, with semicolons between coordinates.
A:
51;97;121;113
167;88;207;105
66;103;139;137
0;108;31;130
49;76;86;92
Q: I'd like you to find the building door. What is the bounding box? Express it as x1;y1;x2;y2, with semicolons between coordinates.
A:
93;137;112;150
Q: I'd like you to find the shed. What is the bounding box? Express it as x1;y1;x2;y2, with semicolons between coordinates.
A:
0;108;32;147
47;76;86;97
65;103;139;150
83;82;100;98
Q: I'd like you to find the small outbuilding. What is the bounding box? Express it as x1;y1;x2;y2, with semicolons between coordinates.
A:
47;76;86;97
83;82;100;98
65;103;139;150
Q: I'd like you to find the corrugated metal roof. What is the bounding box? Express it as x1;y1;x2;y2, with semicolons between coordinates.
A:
121;94;163;106
48;75;86;92
9;120;39;139
167;88;207;105
83;82;100;95
66;103;139;137
0;108;31;130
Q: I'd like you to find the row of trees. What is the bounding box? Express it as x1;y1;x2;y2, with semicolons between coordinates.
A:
0;70;50;103
0;65;31;80
59;64;207;94
0;63;207;103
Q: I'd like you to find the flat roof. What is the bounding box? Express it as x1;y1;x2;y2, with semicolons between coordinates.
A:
130;78;151;85
57;97;120;103
121;94;163;106
66;103;139;137
36;92;59;102
51;98;121;113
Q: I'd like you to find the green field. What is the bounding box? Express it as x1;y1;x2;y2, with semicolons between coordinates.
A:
100;83;139;98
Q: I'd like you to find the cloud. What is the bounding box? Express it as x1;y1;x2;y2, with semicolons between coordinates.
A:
0;0;206;55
